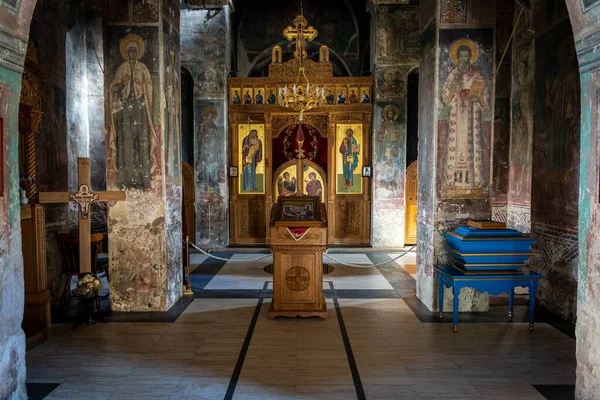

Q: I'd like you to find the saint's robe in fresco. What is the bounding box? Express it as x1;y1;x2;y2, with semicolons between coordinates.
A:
166;44;181;178
111;42;154;189
441;46;490;189
197;112;220;190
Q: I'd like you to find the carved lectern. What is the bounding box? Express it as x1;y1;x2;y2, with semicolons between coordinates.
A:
269;196;328;319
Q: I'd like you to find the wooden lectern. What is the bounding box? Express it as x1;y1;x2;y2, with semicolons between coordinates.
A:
269;196;328;319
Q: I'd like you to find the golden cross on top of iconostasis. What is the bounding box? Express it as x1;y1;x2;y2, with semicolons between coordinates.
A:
283;15;318;60
39;158;126;273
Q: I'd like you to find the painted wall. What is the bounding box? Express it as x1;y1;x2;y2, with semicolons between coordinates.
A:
0;69;27;400
163;0;183;309
416;18;437;309
561;0;600;395
65;1;106;235
491;0;514;223
531;1;580;322
371;4;419;248
181;5;230;248
28;0;70;308
507;4;534;233
104;0;182;311
417;0;496;312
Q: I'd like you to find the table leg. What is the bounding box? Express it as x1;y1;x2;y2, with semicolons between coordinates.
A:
438;275;444;320
508;288;514;320
529;281;538;331
453;285;459;333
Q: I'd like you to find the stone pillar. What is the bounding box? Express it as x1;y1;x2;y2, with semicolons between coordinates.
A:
529;0;579;321
103;0;182;311
417;0;495;311
506;4;534;233
565;0;600;396
490;0;514;224
181;0;230;248
0;2;36;398
370;2;419;248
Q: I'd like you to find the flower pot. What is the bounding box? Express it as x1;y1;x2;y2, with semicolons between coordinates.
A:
20;189;28;205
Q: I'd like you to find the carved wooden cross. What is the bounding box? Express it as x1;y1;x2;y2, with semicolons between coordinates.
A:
39;158;126;273
283;15;318;60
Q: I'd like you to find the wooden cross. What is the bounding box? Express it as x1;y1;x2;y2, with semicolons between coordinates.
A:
283;15;318;60
39;158;126;273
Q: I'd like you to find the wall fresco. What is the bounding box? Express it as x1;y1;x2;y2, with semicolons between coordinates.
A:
106;26;160;190
531;16;580;321
375;6;419;64
181;6;230;248
164;20;181;181
440;0;467;24
508;9;534;230
27;0;72;307
437;29;493;200
371;4;418;248
105;3;182;311
163;17;183;309
416;21;437;309
373;102;406;201
133;0;159;23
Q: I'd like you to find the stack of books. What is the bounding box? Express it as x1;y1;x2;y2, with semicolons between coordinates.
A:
443;220;535;275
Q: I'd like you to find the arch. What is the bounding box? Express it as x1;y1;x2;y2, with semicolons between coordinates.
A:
301;159;327;203
273;160;300;199
404;160;417;245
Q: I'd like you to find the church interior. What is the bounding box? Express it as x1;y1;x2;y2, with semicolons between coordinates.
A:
1;0;600;399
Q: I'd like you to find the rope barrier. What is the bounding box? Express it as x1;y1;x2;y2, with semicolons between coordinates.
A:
323;245;416;268
188;242;273;262
188;241;417;268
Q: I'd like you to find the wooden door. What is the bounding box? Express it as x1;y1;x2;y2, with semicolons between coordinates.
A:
182;162;195;244
404;161;418;245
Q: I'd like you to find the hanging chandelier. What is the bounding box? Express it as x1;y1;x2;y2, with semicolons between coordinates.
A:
276;5;327;121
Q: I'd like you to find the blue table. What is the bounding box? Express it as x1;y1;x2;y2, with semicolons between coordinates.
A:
435;265;543;332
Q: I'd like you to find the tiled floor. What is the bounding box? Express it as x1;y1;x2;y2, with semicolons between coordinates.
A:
27;251;576;400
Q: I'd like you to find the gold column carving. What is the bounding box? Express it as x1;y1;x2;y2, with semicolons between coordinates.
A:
19;42;50;345
19;42;44;202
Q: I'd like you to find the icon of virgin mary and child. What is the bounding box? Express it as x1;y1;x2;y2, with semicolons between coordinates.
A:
241;129;263;191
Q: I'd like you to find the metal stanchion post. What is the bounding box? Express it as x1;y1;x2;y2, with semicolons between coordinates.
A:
183;235;194;295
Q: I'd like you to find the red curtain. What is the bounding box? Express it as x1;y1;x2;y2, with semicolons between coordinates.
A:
272;124;328;173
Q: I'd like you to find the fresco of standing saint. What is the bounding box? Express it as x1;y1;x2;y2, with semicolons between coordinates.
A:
110;34;154;189
441;38;491;195
376;104;403;162
165;41;181;179
197;106;221;192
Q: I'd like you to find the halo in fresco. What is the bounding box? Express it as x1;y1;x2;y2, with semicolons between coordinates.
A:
449;38;478;65
119;34;146;59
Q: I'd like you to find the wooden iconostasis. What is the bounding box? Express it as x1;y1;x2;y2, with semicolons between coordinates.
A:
228;108;372;245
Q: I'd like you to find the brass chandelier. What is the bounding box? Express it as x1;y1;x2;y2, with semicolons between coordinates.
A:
276;3;327;121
